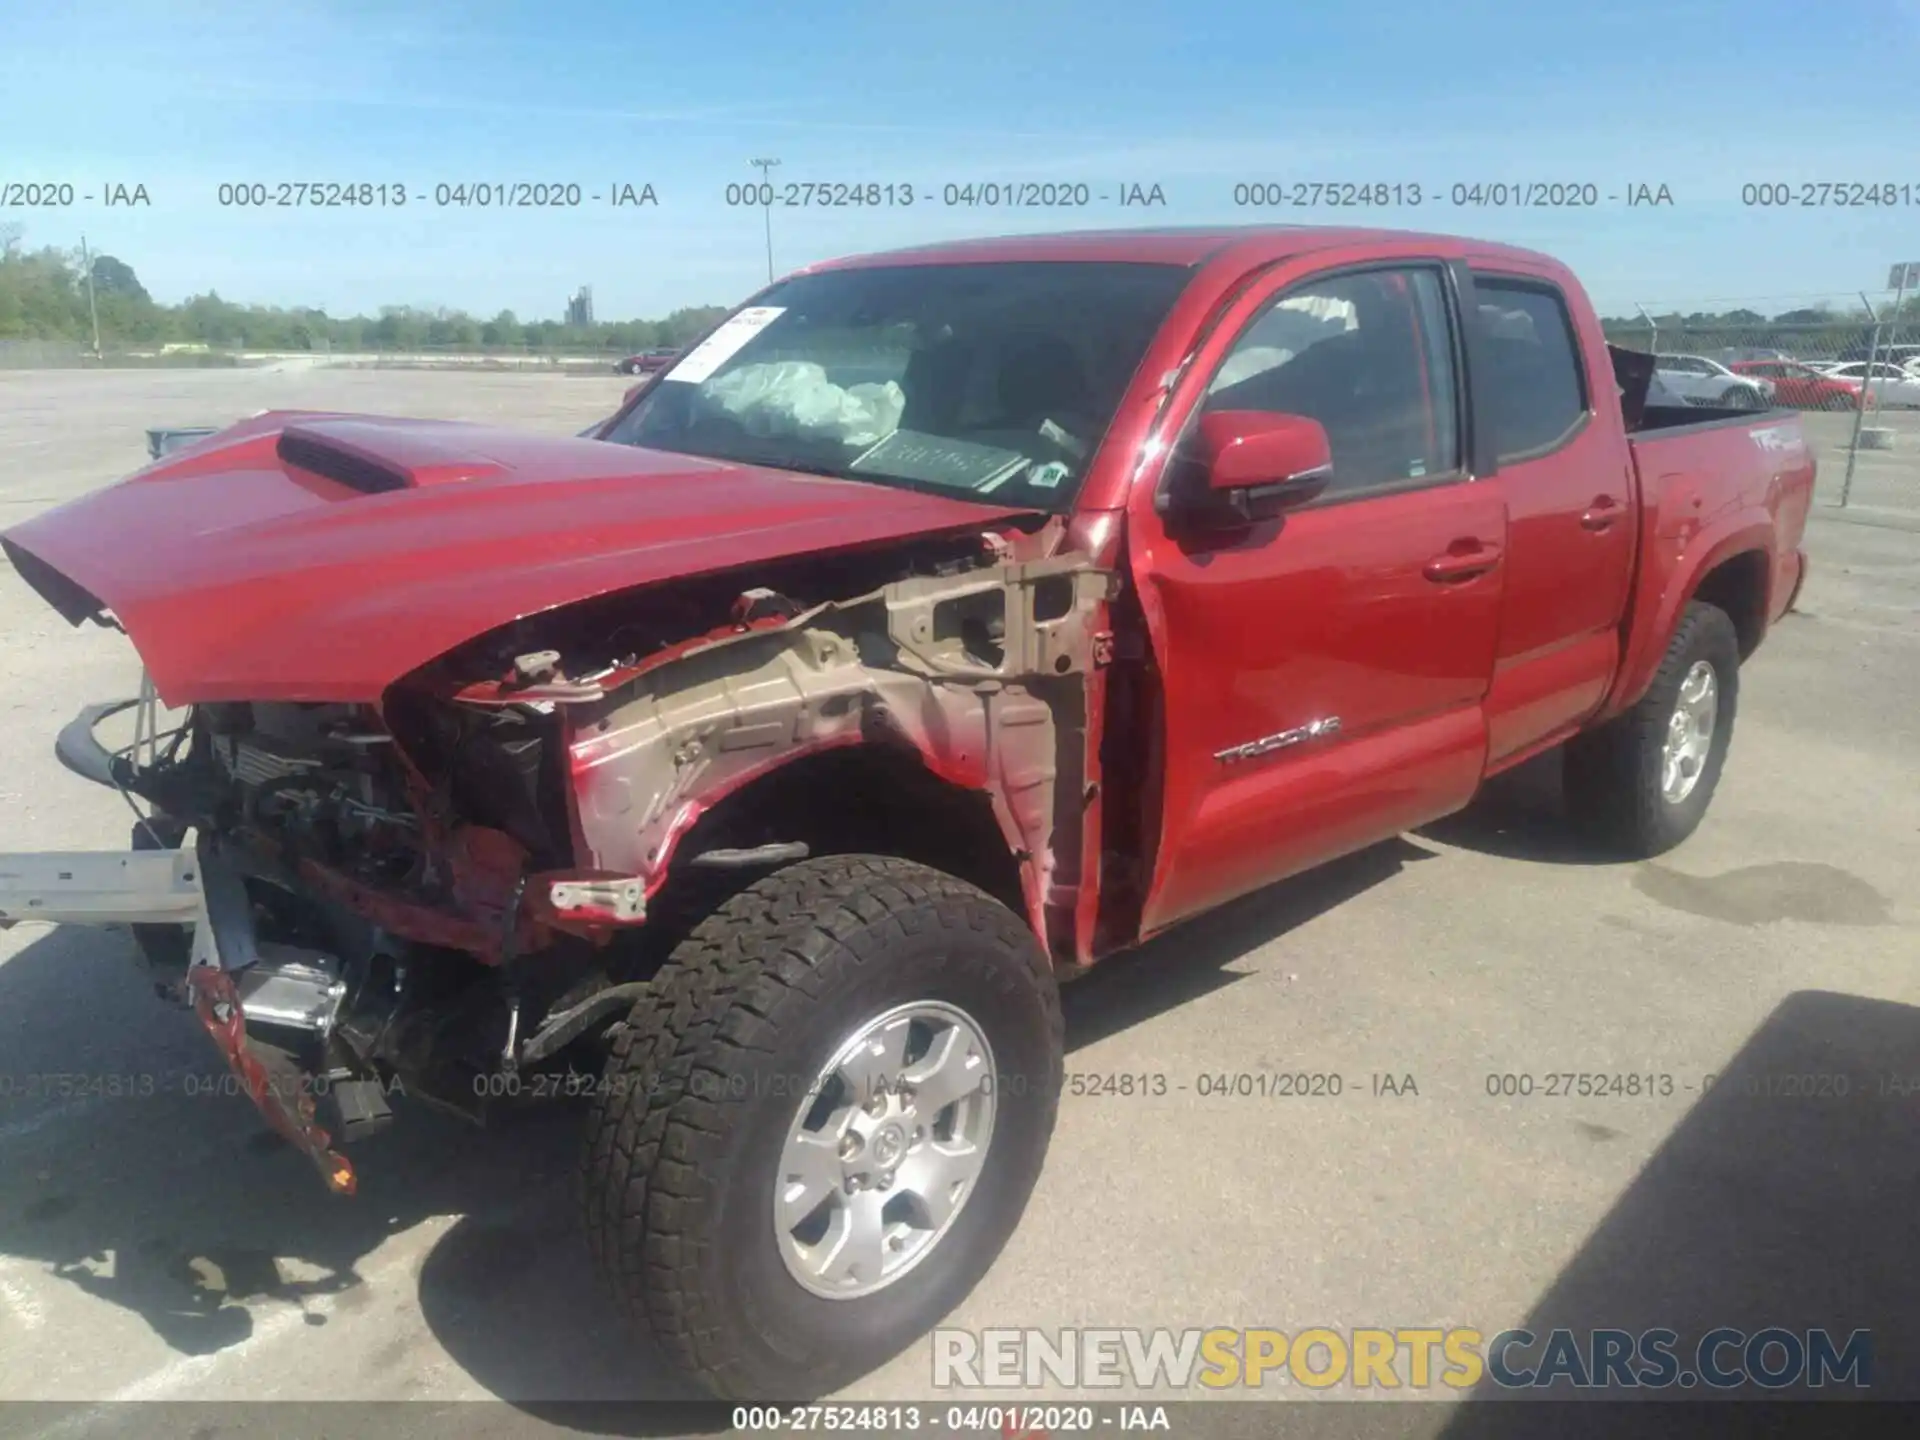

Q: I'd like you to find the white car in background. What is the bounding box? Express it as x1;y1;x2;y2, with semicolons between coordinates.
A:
1815;361;1920;409
1653;353;1774;409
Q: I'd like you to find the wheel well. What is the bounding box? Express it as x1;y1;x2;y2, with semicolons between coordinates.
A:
1691;549;1768;659
633;746;1028;967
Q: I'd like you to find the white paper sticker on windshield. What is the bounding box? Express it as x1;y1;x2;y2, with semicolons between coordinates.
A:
663;306;787;384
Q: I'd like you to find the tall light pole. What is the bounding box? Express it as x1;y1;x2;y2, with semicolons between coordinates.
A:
79;234;102;358
750;157;781;283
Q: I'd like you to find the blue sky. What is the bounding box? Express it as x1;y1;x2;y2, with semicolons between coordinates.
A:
6;0;1920;321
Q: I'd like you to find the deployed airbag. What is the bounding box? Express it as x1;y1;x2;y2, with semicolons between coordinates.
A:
703;361;905;448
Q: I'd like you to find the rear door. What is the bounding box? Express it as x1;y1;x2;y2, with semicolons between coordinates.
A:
1126;259;1505;935
1466;269;1636;764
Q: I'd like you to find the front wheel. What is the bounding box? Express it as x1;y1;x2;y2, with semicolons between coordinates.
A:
579;854;1063;1400
1724;385;1762;410
1562;602;1740;857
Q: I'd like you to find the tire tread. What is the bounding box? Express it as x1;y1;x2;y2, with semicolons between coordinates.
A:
578;853;1060;1397
1563;600;1740;857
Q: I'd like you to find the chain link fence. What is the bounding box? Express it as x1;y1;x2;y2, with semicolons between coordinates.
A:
1603;302;1920;521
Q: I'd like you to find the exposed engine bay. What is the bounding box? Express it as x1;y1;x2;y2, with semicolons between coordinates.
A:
53;520;1121;1192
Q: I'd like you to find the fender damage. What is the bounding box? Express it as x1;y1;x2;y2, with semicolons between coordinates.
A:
559;551;1114;952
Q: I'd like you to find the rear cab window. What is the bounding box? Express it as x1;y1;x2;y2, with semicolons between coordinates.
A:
1471;278;1591;461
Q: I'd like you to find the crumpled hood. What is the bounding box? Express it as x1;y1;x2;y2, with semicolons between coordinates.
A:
2;411;1029;704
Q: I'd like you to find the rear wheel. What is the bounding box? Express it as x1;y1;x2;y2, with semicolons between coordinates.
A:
1563;602;1740;857
579;854;1063;1400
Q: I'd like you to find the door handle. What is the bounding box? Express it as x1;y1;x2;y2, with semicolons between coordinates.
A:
1423;539;1503;583
1581;496;1624;530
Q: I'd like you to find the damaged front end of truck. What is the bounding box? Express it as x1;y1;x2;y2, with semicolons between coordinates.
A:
0;436;1112;1194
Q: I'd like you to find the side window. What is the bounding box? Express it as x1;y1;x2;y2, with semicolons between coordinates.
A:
1202;268;1460;498
1473;278;1589;461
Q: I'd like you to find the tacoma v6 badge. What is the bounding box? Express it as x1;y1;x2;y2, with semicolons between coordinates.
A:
1214;717;1343;764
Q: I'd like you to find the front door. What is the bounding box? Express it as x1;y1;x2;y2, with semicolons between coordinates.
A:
1127;262;1505;935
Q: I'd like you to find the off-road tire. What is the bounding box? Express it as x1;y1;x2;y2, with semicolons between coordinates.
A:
579;854;1063;1400
1563;601;1740;857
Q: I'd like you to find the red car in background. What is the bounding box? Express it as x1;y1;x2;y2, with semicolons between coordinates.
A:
1732;359;1861;411
614;345;679;375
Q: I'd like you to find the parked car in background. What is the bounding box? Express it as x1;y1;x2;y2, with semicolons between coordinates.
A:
1642;369;1688;408
1654;353;1773;409
1730;360;1860;411
1817;361;1920;409
1836;340;1920;366
615;346;680;375
1714;347;1795;366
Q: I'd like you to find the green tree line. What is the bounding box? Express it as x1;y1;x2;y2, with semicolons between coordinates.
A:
0;236;728;352
7;231;1916;358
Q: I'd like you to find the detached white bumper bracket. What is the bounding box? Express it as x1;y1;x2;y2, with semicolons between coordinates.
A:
0;849;203;929
0;834;267;983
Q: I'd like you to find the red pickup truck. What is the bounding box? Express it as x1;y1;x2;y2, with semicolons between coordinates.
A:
0;227;1812;1400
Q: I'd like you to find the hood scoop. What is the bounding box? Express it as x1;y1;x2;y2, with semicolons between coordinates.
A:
277;423;508;494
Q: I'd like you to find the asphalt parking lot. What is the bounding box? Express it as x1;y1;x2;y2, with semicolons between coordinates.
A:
0;368;1916;1433
1799;405;1920;518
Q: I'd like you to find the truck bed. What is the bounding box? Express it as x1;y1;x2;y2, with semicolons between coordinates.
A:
1632;402;1785;436
1604;397;1815;728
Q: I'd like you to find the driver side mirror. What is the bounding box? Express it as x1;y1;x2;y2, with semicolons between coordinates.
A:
1176;410;1334;526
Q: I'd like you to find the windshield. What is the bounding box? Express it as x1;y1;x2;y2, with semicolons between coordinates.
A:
601;261;1192;510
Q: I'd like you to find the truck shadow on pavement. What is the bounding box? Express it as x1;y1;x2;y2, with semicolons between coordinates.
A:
1415;750;1622;865
1434;988;1920;1435
0;923;705;1425
1059;835;1437;1049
